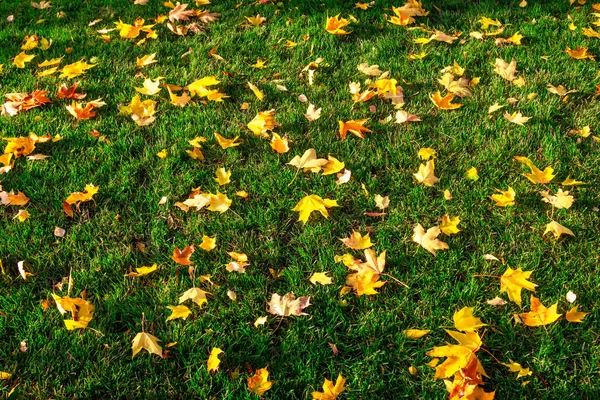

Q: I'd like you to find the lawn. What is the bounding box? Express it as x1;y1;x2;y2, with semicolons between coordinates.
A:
1;0;599;398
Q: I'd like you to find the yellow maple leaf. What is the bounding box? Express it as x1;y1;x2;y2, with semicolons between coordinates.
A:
124;264;159;277
413;159;439;186
292;194;339;223
338;119;371;140
214;167;231;186
418;147;436;160
412;224;449;255
540;189;574;209
430;91;463;110
566;46;595;60
502;361;532;378
132;331;162;358
504;112;530;126
309;272;333;285
186;76;220;97
440;215;460;235
247;109;279;136
200;235;216;251
207;347;224;373
245;14;266;26
13;51;35;68
59;60;96;79
312;374;346;399
518;295;561;326
403;329;431;339
465;167;479;181
493;58;517;81
247;82;264;100
288;149;328;173
179;287;210;307
500;267;537;306
453;307;487;332
339;231;373;250
135;77;162;95
215;132;242;149
267;293;311;316
544;220;575;239
248;367;274;395
136;53;158;68
565;306;588;323
325;14;351;35
270;133;289;154
490;186;516;207
64;184;99;205
166;305;191;321
346;270;385;296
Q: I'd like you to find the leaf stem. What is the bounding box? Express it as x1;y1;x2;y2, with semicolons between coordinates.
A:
382;273;409;288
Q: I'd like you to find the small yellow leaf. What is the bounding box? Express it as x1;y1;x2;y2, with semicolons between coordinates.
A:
453;307;487;332
214;167;231;186
166;305;191;321
565;306;588;323
248;367;274;395
439;215;460;235
200;235;216;251
418;147;436;160
132;331;162;358
207;347;224;373
465;167;479;181
248;82;264;100
309;272;333;285
403;329;430;339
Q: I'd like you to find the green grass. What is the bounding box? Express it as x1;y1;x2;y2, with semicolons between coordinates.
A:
1;0;600;398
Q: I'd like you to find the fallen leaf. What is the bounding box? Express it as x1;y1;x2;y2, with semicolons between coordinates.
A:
132;331;162;358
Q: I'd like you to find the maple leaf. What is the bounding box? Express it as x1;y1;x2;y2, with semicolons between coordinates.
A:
305;103;322;121
186;76;220;97
136;53;158;68
490;187;516;207
270;133;289;154
518;295;561;326
132;331;162;358
479;17;502;30
566;46;595;60
171;245;194;265
453;307;487;332
346;270;385;296
427;332;483;379
544;220;574;239
287;149;328;173
357;63;382;76
374;194;389;210
65;101;97;121
513;156;555;184
13;52;35;68
207;347;224;373
413;159;439;186
502;361;532;378
14;209;30;222
166;305;191;321
169;2;197;22
493;58;517;81
504;112;530;126
547;83;578;97
135;77;163;96
64;301;94;330
124;264;159;277
565;306;588;323
309;272;333;285
465;167;479;181
179;287;210;307
215;132;242;149
403;329;430;339
292;194;339;223
0;191;30;206
267;293;311;316
369;78;397;95
438;73;472;97
430;91;463;110
500;267;536;306
214;167;231;186
245;14;266;26
395;110;421;124
338;119;371;140
205;191;232;212
248;367;274;395
540;189;574;209
200;235;216;251
247;82;264;100
60;60;96;79
57;83;86;99
247;109;279;136
167;87;191;107
562;176;585;186
312;374;346;400
340;231;373;250
325;14;351;35
440;215;460;235
412;224;449;255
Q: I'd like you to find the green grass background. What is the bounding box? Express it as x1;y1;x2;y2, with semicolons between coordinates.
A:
0;0;599;398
